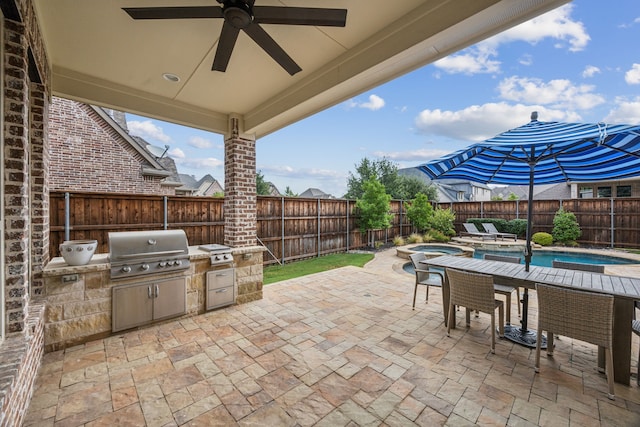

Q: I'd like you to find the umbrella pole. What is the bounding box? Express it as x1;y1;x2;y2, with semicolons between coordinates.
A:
524;163;534;272
502;162;547;349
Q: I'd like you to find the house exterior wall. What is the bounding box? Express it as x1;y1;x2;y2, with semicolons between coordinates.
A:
49;97;175;195
1;2;48;425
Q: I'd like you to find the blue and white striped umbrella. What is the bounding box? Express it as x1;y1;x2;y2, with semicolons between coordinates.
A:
419;119;640;185
417;116;640;270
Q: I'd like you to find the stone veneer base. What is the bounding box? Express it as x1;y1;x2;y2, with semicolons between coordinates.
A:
42;246;265;352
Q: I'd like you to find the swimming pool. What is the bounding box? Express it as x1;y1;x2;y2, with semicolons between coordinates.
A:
473;249;637;267
402;246;638;276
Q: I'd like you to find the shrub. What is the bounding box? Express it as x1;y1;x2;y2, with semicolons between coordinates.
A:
532;232;553;246
431;207;456;236
424;229;450;242
506;219;527;237
552;208;581;245
393;236;405;246
406;233;423;244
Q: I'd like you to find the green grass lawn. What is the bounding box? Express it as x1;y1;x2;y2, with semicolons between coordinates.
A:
263;252;375;285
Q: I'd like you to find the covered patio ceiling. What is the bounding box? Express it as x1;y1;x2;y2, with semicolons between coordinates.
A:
33;0;569;138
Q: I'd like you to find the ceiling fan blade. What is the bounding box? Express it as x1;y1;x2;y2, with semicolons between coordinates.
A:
243;23;302;76
253;6;347;27
213;21;241;72
123;6;223;20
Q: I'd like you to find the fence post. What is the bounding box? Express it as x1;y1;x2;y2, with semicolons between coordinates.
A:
64;192;70;241
480;200;484;218
346;199;350;251
516;200;519;219
317;198;321;257
610;198;615;248
163;196;168;230
281;197;285;264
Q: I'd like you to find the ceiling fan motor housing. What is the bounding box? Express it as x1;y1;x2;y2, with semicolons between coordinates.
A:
223;0;253;29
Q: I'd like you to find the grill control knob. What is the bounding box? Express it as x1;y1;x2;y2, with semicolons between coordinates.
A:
141;263;149;271
122;266;131;273
175;260;182;266
159;261;167;267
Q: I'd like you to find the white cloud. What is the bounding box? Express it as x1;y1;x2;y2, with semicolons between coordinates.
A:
259;165;345;180
582;65;601;78
625;63;640;84
371;148;453;162
177;157;224;170
435;4;589;75
497;76;605;110
434;45;500;75
345;94;385;111
188;136;215;149
414;103;581;142
127;120;171;143
604;96;640;124
491;5;589;52
169;147;185;159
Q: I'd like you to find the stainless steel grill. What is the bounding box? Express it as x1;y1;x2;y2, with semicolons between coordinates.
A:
108;230;190;279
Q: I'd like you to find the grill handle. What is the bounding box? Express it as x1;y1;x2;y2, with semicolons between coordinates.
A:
155;284;159;298
115;249;186;259
148;285;152;299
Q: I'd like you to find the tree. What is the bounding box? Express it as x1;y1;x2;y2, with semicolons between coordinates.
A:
345;157;436;200
405;193;434;233
256;170;270;195
355;178;392;232
398;176;438;201
284;186;297;197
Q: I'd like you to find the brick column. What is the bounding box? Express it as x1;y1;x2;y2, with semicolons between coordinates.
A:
3;18;30;333
223;116;256;247
29;82;49;298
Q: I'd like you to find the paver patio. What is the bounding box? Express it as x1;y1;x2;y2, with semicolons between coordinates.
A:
24;248;640;426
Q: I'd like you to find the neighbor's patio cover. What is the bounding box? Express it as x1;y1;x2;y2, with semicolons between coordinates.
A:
418;120;640;185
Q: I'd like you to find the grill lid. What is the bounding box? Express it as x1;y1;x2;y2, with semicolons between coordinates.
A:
109;230;189;262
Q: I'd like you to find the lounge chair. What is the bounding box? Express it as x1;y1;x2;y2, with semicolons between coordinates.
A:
461;223;496;241
481;223;517;241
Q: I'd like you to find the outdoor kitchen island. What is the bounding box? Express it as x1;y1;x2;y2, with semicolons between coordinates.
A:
41;244;265;352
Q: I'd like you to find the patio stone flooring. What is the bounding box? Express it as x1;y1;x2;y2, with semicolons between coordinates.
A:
24;248;640;426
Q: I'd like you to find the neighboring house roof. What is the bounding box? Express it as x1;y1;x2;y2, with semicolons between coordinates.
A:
491;184;571;200
176;174;224;196
299;188;333;198
266;182;282;197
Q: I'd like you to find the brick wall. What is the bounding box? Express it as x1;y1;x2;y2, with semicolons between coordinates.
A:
49;97;175;195
1;1;49;426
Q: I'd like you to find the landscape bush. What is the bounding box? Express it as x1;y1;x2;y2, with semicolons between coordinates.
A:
532;232;553;246
552;208;581;245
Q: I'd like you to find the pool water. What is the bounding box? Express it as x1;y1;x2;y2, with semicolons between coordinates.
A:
403;246;637;276
409;244;464;255
473;249;637;268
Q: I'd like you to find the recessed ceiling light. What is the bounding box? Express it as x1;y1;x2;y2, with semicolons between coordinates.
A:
162;73;180;82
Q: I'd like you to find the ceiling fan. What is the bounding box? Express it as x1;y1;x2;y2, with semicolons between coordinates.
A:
123;0;348;76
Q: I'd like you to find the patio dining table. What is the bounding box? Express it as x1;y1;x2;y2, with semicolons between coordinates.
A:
422;255;640;385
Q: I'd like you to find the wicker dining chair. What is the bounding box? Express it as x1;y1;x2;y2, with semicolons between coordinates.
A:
534;283;615;400
408;252;444;309
483;254;521;323
445;268;504;354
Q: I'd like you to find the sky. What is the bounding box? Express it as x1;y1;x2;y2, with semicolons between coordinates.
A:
126;1;640;198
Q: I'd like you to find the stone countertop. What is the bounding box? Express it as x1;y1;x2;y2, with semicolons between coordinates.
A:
43;245;266;276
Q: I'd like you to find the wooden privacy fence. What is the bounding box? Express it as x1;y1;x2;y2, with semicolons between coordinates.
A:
49;192;412;265
49;191;640;264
